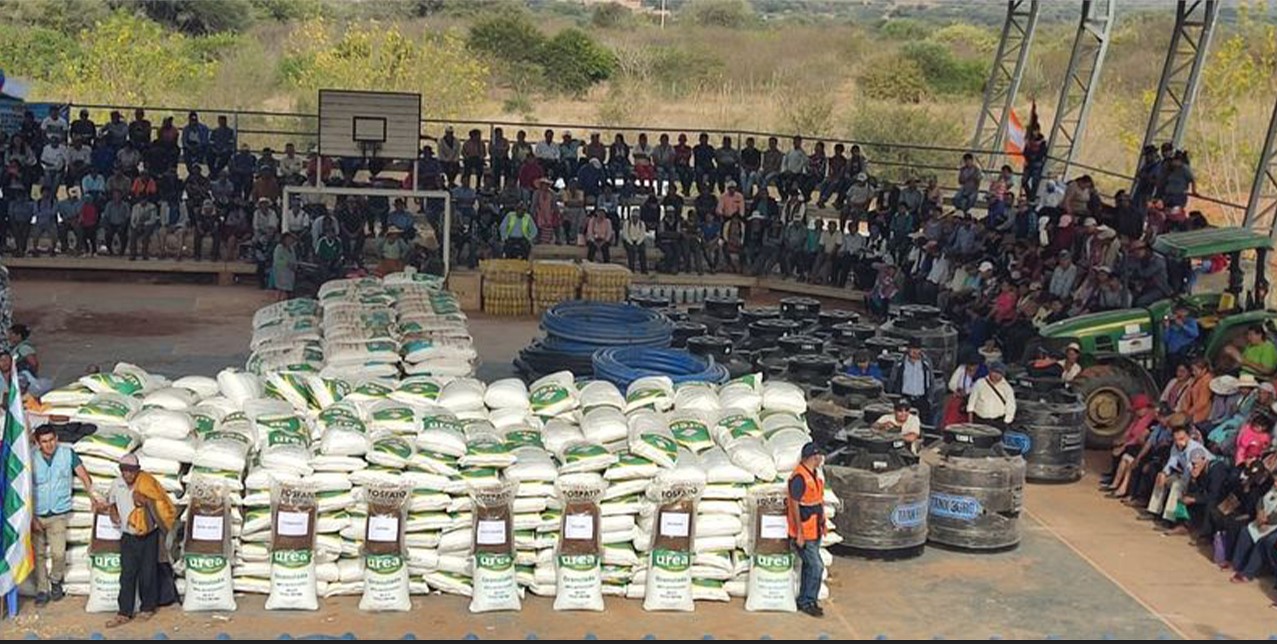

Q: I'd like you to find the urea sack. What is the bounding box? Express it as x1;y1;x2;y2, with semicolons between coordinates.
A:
470;551;521;613
85;552;121;613
745;552;797;612
265;548;319;611
182;553;236;612
359;553;411;612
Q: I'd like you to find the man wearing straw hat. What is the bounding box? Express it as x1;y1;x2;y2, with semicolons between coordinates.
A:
104;453;175;629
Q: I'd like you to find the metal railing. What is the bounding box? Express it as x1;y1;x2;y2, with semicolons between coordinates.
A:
63;100;1249;218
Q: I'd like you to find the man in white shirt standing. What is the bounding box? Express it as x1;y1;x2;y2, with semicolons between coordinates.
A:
533;128;561;180
780;136;808;199
966;361;1017;432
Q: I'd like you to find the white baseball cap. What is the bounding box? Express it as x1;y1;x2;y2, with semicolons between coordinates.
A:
978;261;994;272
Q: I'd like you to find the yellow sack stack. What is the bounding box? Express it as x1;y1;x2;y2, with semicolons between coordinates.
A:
480;258;531;316
531;260;582;315
580;263;633;302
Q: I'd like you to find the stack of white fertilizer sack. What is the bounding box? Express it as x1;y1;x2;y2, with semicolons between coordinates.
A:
247;272;476;382
37;362;837;612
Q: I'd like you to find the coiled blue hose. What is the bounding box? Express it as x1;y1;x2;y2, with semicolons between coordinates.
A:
540;301;673;354
516;302;675;380
593;346;731;389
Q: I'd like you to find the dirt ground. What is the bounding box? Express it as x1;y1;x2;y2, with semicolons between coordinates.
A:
8;279;1277;639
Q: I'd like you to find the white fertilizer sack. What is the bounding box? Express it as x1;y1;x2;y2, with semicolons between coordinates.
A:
627;412;678;469
625;376;674;413
666;411;714;454
359;554;411;612
554;553;604;612
745;552;797;613
469;552;521;613
182;553;236;612
529;372;578;417
143;386;200;411
762;382;807;415
578;380;625;411
130;408;194;440
85;552;121;613
581;407;629;446
173;375;221;399
673;383;720;413
484;378;530;410
438;378;486;412
265;549;319;611
643;548;693;612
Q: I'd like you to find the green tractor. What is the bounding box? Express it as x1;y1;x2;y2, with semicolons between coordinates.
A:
1038;228;1276;447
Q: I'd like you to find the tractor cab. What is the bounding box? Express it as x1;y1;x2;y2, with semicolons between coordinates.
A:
1040;227;1276;447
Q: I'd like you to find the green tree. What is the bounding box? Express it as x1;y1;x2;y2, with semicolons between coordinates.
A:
591;2;633;29
249;0;324;21
0;0;109;34
283;18;488;120
0;25;79;80
116;0;254;35
859;56;929;104
684;0;754;28
848;102;966;183
467;12;546;65
901;41;987;96
53;12;218;105
540;28;617;95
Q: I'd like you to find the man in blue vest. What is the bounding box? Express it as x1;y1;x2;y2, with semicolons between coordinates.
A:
32;424;100;606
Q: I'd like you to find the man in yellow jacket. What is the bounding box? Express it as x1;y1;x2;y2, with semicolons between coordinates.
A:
787;442;826;617
105;453;176;629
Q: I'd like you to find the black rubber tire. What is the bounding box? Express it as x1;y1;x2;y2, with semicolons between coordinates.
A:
1071;365;1155;448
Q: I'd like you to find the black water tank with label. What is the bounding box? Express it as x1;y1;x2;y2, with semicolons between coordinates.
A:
742;306;781;324
686;335;753;379
924;423;1025;551
745;318;803;351
1005;386;1087;483
880;305;961;376
787;354;839;389
825;428;930;558
780;296;821;321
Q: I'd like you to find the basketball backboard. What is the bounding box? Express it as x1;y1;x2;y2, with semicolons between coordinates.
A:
318;89;420;160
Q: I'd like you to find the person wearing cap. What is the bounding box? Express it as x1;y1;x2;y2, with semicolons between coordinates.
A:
888;339;935;421
786;441;826;618
874;401;923;449
104;453;176;629
31;423;101;606
436;126;461;187
1222;324;1277;379
1177;446;1232;539
715;180;745;219
1056;342;1083;383
966;361;1016;431
844;349;885;382
1143;422;1204;526
1092;266;1131;311
1100;393;1157;494
843;171;875;227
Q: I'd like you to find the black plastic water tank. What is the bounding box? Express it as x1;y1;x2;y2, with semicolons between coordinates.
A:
704;296;744;320
786;354;838;387
741;306;781;324
825;428;930;558
924;424;1025;551
778;334;825;355
1005;387;1087;483
671;321;709;348
780;296;821;321
630;294;670;309
880;305;960;377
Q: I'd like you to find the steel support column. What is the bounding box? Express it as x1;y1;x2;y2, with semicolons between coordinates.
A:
1135;0;1218;173
971;0;1040;169
1044;0;1115;180
1244;97;1277;237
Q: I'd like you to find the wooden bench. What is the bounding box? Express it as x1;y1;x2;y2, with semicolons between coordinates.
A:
2;256;257;285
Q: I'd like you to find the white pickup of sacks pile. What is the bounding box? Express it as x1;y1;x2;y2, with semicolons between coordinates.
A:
35;272;841;613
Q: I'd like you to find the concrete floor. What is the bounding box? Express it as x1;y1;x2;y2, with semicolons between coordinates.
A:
9;279;1277;639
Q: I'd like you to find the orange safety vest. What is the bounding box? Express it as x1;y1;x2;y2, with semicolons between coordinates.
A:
787;464;826;540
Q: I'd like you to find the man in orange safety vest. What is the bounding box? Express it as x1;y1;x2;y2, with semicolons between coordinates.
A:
787;441;826;617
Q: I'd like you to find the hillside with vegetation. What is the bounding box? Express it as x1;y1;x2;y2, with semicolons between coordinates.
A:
3;0;1276;219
